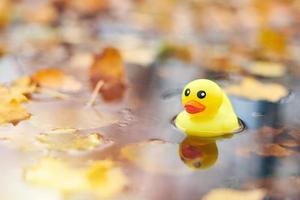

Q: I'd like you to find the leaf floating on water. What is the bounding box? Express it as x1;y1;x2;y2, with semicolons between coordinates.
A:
27;101;118;130
0;82;32;125
225;77;288;102
89;47;126;101
157;43;193;63
0;0;11;28
237;126;297;158
255;126;283;143
244;176;300;200
31;68;82;93
288;130;300;142
202;188;266;200
278;139;299;148
24;157;88;193
121;140;192;174
248;61;286;78
86;160;128;198
37;128;111;152
255;143;294;157
0;101;30;125
24;157;127;198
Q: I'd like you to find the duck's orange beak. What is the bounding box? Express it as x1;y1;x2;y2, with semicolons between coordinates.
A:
184;100;206;114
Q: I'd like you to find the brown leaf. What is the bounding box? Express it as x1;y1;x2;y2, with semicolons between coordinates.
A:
89;47;126;101
255;126;283;144
254;143;294;157
288;130;300;142
278;139;299;148
244;176;300;200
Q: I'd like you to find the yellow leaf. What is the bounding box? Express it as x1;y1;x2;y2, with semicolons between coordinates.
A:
86;160;128;198
225;77;288;102
248;61;286;78
202;188;266;200
24;157;127;198
0;101;30;125
37;128;108;152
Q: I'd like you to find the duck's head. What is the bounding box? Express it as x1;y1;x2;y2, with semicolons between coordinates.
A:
181;79;223;117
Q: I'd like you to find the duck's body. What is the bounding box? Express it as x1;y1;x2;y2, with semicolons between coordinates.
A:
175;79;240;137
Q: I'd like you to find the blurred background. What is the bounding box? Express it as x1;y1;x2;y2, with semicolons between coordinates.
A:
0;0;300;200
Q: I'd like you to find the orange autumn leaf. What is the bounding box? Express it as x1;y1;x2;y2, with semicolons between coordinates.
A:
89;47;126;101
31;68;82;92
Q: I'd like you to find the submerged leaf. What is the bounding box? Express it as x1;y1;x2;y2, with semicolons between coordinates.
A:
37;128;110;152
86;160;128;198
202;188;266;200
226;77;288;102
244;177;300;200
24;157;127;198
89;47;126;101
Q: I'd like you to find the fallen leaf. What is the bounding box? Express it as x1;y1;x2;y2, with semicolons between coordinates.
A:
0;101;30;125
258;28;287;59
24;157;127;198
31;68;82;92
86;160;128;198
10;76;37;97
225;77;288;102
89;47;126;101
24;3;58;24
202;188;266;200
244;176;300;200
288;130;300;142
278;139;299;148
157;43;193;63
255;126;283;143
37;128;110;152
0;0;11;28
248;61;286;78
67;0;109;15
254;143;294;157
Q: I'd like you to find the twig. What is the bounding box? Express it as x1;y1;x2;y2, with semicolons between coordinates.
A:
86;80;104;107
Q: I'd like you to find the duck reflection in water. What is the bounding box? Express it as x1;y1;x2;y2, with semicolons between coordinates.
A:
179;135;232;170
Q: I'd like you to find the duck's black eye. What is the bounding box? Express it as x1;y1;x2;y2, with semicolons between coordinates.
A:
184;88;191;96
197;90;206;99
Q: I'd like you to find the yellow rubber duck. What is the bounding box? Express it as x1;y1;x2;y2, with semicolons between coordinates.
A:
175;79;240;137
